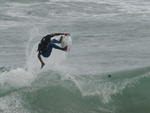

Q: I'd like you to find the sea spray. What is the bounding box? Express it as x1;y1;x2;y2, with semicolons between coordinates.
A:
25;26;41;73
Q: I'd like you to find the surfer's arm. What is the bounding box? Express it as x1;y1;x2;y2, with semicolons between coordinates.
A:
38;52;45;69
51;32;70;37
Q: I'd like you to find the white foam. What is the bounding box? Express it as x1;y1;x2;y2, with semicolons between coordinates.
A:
0;68;35;88
0;92;29;113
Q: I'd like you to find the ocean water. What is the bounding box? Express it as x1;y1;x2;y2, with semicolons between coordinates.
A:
0;0;150;113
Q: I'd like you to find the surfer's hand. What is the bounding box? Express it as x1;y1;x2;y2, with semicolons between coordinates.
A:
41;62;45;69
64;32;70;36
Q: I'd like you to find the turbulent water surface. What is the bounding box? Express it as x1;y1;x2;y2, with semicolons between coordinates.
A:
0;0;150;113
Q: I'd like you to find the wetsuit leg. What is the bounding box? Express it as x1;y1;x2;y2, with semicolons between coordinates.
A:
51;39;61;43
51;43;66;51
42;43;66;57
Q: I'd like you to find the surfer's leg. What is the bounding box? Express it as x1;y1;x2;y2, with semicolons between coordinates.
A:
51;36;63;43
51;39;60;43
52;43;67;51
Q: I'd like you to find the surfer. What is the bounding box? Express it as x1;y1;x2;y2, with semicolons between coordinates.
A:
37;32;70;69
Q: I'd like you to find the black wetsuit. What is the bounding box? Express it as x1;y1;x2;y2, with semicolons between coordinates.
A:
38;34;66;57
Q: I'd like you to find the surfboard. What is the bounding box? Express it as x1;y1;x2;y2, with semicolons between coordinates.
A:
61;35;72;51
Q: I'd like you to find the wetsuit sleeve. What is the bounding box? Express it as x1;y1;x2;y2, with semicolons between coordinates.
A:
37;43;42;53
51;39;61;43
51;43;66;51
50;33;65;37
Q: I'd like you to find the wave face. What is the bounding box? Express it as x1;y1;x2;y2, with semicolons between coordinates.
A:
1;0;150;113
0;66;150;113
